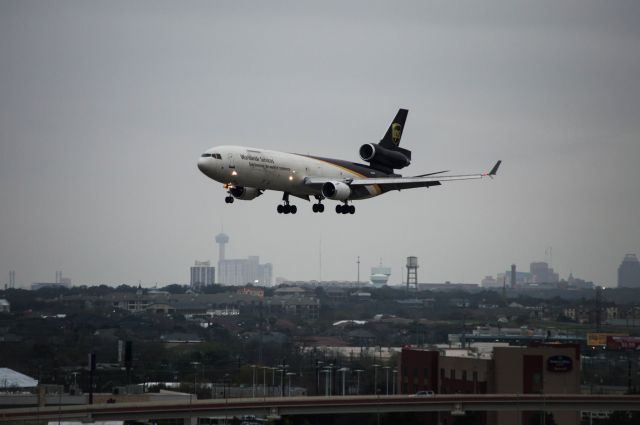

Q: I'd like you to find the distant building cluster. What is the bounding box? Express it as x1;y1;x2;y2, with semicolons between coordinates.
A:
215;233;272;286
63;286;319;320
618;253;640;288
481;261;593;290
31;271;72;291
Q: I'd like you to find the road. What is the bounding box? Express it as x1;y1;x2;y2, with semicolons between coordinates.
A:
2;394;640;423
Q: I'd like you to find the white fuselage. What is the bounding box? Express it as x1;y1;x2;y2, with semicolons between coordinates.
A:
197;145;382;200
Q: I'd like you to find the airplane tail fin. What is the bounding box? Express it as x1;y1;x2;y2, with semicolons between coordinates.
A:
380;109;409;149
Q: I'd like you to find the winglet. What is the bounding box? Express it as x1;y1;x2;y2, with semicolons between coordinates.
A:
488;160;501;177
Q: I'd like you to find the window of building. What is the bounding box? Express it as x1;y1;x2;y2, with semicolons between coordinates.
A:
440;368;445;379
462;370;467;381
450;369;455;380
473;371;478;382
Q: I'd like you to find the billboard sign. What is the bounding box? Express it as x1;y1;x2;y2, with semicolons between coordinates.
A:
587;332;628;347
607;336;640;351
547;355;573;372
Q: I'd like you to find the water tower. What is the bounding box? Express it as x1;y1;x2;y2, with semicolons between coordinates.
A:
406;256;418;292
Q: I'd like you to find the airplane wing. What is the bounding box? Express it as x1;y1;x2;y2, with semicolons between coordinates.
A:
305;160;501;191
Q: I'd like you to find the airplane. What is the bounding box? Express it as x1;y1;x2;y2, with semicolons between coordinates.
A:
197;109;501;215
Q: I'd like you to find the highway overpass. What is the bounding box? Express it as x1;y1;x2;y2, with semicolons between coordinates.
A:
2;394;640;423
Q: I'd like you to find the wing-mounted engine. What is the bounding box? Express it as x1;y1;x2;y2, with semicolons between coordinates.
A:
321;181;351;201
229;186;262;200
359;143;411;173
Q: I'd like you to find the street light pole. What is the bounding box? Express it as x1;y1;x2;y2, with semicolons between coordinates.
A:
383;366;390;395
321;369;330;396
287;372;296;397
190;361;201;403
355;369;364;395
372;364;380;395
392;369;397;395
315;360;324;396
271;367;276;396
262;366;267;398
338;368;349;395
251;365;256;398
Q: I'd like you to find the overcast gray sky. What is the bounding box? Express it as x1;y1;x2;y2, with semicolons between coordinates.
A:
1;1;639;287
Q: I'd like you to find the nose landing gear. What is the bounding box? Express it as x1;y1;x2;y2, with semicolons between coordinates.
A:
277;192;297;215
225;196;234;204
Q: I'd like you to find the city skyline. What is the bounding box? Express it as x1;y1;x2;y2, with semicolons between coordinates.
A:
1;2;639;287
3;248;631;289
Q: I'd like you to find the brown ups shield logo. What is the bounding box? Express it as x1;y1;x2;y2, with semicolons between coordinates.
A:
391;123;402;144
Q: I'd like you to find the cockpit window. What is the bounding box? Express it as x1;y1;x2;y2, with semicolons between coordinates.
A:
201;153;212;157
212;153;222;159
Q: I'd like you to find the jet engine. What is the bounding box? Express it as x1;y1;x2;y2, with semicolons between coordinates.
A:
359;143;411;170
229;186;262;200
321;181;351;201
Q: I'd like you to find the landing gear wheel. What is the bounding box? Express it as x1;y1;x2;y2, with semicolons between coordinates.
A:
335;205;341;214
318;204;325;213
283;204;291;214
312;204;318;213
225;196;234;204
291;205;297;214
277;204;284;214
349;205;355;214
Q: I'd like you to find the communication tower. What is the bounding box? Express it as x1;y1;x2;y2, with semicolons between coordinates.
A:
406;256;418;292
215;232;229;262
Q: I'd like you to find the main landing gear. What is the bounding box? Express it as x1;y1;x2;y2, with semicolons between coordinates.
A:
277;192;297;215
311;196;325;213
336;202;355;215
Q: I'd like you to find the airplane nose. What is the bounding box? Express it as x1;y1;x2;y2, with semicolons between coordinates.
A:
197;157;209;174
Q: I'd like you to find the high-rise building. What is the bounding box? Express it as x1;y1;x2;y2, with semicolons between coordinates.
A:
618;254;640;288
530;262;559;283
481;275;498;288
190;260;215;289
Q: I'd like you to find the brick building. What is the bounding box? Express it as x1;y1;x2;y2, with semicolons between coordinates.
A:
398;344;580;425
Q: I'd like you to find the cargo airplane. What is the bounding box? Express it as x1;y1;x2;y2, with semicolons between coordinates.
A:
197;109;501;215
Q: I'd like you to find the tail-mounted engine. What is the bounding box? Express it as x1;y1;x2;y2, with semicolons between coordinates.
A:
360;108;412;173
359;143;411;173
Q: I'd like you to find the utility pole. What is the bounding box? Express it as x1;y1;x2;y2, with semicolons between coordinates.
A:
595;286;602;332
88;352;96;405
357;256;360;285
